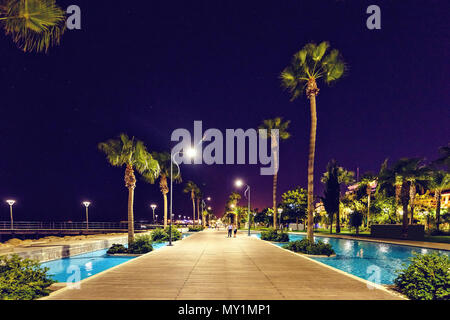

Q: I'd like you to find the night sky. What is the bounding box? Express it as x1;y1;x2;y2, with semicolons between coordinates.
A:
0;0;449;222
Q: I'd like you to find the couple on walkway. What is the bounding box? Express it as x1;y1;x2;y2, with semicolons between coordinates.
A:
227;224;237;238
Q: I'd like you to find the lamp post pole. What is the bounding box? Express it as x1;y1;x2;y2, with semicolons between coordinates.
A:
82;202;91;230
150;204;157;224
234;180;251;236
6;200;15;230
170;147;196;246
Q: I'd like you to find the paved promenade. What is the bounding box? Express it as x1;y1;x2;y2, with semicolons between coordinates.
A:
45;230;402;300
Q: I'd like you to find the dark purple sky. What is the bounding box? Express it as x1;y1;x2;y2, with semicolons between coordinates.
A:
0;0;449;222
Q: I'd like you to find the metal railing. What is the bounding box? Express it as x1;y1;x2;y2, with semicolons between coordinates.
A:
0;221;162;230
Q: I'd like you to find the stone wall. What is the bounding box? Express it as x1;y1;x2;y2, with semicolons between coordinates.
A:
6;235;128;263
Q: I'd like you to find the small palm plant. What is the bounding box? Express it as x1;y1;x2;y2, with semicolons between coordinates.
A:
281;41;345;241
258;117;291;229
144;152;181;228
0;0;66;52
183;181;198;225
98;134;159;244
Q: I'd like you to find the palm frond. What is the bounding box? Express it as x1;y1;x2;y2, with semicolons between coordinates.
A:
1;0;66;52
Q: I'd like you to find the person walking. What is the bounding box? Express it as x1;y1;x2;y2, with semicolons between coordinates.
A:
233;224;237;238
227;224;232;237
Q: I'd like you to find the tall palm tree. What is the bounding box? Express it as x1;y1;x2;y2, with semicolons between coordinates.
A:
357;172;377;227
98;134;159;244
0;0;66;52
258;117;291;229
183;181;198;225
281;41;345;241
389;158;427;236
428;170;450;232
144;152;181;228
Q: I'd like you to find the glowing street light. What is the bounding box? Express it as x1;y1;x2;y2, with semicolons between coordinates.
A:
170;146;196;245
6;200;15;229
150;204;157;224
82;201;91;230
234;179;251;236
206;197;211;201
277;208;283;230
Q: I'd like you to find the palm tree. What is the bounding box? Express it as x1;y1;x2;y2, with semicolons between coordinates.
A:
357;172;377;227
183;181;198;225
0;0;66;52
433;144;450;171
428;170;450;233
98;134;159;244
281;41;345;241
144;152;181;228
389;158;428;236
258;117;291;229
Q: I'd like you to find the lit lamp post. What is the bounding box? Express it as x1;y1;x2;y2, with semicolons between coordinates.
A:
82;201;91;230
155;215;158;223
277;208;283;230
170;147;196;246
6;200;15;230
150;204;157;224
235;179;251;236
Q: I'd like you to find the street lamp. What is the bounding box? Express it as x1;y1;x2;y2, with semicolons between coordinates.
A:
6;200;15;230
277;208;283;230
234;179;251;236
82;201;91;230
150;204;157;224
170;146;196;246
155;214;158;223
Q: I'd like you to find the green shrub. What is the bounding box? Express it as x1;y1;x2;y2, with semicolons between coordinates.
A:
188;226;204;232
260;228;289;242
150;228;182;242
394;253;450;300
150;228;167;242
128;235;153;254
164;227;182;241
0;255;55;300
106;243;127;254
283;238;335;257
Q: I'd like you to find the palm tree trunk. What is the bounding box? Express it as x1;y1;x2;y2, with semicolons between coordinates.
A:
336;207;341;233
435;190;441;232
306;84;318;242
329;213;333;234
367;193;371;227
124;164;137;244
273;173;278;229
409;184;416;224
127;187;135;244
163;192;168;228
160;175;169;228
196;198;200;226
191;193;196;226
400;181;410;237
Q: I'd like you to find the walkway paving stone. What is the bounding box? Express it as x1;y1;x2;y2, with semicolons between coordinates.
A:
45;230;403;300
